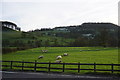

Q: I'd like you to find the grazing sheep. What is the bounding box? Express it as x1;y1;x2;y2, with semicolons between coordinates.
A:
38;55;44;59
87;49;91;51
96;49;100;51
55;60;62;63
63;53;68;56
80;50;83;52
41;50;48;53
44;50;48;53
56;55;62;60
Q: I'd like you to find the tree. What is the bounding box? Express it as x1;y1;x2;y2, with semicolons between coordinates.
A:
21;32;27;38
53;38;59;47
2;40;10;47
99;28;109;47
44;39;50;49
35;40;42;47
72;37;88;47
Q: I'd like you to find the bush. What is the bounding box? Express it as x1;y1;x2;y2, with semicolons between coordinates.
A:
2;47;17;54
2;47;30;54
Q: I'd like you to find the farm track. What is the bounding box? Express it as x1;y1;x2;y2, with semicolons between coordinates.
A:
1;71;120;80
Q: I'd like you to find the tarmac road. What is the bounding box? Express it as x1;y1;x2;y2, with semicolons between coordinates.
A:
1;71;120;80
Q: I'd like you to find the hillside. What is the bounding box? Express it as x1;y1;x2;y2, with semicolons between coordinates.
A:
2;27;22;40
2;26;74;49
2;22;120;49
30;23;119;47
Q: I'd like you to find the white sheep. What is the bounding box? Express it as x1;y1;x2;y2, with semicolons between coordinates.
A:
41;50;48;53
38;55;44;59
56;55;62;60
55;60;62;63
80;50;83;52
63;53;68;56
44;50;48;53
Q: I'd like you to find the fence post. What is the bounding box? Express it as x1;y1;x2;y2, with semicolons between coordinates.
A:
94;62;96;72
10;61;13;70
63;62;65;72
78;62;80;73
22;60;24;71
48;61;51;72
111;63;114;73
34;60;37;72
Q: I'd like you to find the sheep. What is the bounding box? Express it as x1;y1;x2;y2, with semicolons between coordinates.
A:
55;60;62;63
96;49;100;51
87;49;91;51
63;53;68;56
56;55;62;60
41;50;48;53
80;50;83;52
38;55;44;59
44;50;48;53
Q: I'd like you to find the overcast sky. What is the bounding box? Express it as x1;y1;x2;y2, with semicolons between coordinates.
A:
1;0;120;31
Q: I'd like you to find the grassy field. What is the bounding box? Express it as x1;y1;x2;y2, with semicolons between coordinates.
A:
2;47;118;63
2;47;119;74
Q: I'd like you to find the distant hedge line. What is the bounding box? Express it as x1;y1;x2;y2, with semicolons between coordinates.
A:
2;47;30;54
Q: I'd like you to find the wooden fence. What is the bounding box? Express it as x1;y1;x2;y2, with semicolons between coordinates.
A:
1;60;120;73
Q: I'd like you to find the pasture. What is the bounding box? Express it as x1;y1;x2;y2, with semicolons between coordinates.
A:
2;47;119;74
2;47;118;63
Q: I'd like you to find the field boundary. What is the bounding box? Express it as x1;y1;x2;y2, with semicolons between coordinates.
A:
1;60;120;74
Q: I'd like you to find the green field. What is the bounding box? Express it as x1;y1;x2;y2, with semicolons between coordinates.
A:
2;47;118;63
2;47;119;74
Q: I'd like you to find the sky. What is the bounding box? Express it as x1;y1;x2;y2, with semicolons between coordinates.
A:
1;0;120;31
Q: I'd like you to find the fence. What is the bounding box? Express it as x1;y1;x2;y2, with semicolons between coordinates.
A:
1;60;120;73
